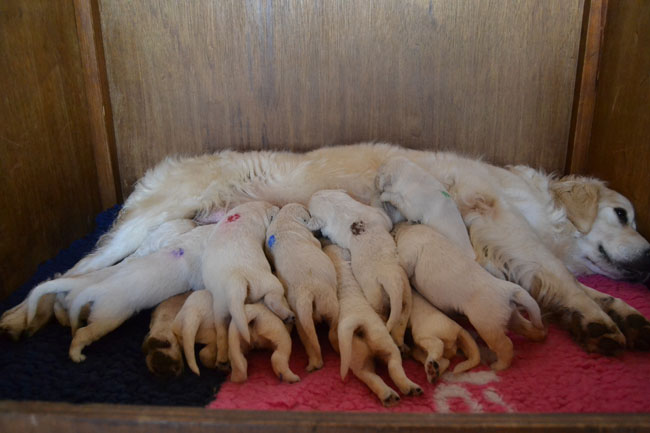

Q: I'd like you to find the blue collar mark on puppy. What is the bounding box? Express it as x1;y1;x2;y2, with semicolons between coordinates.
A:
267;235;276;249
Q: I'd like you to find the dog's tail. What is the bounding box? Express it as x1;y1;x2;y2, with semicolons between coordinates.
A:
229;276;251;344
295;290;321;361
26;279;72;325
510;284;544;329
378;272;404;333
180;313;203;376
338;318;362;380
452;328;481;373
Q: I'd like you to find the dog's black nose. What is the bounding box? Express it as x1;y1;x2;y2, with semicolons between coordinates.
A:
633;248;650;272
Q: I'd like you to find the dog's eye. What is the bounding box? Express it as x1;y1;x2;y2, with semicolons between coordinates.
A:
614;207;628;225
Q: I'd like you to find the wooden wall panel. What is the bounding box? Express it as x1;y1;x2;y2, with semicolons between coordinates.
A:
99;0;585;195
0;0;102;298
584;1;650;237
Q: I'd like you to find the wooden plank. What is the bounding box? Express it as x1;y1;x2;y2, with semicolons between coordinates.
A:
1;401;649;433
566;0;608;175
584;0;650;237
98;0;585;196
0;0;102;298
73;0;122;208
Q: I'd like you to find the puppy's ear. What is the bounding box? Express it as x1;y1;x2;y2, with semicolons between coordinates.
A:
306;216;323;232
296;205;312;224
375;170;392;191
552;178;599;234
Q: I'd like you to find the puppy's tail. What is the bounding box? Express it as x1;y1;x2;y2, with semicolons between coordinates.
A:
452;329;481;373
229;276;251;344
338;318;361;380
510;284;543;329
295;290;321;360
180;314;203;376
26;279;72;325
379;273;404;333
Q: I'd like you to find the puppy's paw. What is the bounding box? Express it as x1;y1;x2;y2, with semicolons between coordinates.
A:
604;308;650;351
425;359;440;383
567;310;626;355
407;385;423;397
142;333;184;377
278;371;300;383
69;347;86;363
306;358;323;372
381;390;400;407
283;314;296;325
0;304;28;341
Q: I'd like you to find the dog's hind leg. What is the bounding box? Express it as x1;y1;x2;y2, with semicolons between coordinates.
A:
227;320;248;382
463;195;626;355
579;283;650;351
0;294;56;340
412;337;447;382
69;314;130;362
351;339;401;407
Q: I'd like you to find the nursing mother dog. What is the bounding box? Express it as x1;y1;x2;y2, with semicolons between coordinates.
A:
3;143;650;356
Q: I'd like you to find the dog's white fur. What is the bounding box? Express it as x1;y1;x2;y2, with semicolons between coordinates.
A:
324;244;422;407
228;302;300;383
308;190;411;347
394;222;545;370
3;143;649;353
202;201;294;369
265;203;339;371
171;290;218;376
409;290;481;382
377;156;475;259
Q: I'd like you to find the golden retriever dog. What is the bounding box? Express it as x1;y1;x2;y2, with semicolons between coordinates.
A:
228;303;300;384
308;190;412;349
142;292;190;377
324;244;422;406
376;156;475;259
3;143;649;355
265;203;339;371
409;290;481;382
394;222;546;370
171;290;218;376
202;201;294;370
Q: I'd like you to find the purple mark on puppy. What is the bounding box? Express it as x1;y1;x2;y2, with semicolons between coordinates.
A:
171;248;184;258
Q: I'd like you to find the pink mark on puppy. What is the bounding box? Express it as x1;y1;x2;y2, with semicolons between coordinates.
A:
227;214;241;223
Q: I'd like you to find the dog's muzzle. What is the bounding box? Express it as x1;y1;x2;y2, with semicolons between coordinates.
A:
617;248;650;284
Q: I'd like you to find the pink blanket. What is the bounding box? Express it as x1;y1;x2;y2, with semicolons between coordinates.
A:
208;276;650;413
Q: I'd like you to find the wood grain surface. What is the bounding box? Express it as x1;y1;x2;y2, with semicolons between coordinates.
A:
0;0;101;298
584;0;650;238
98;0;585;195
1;401;649;433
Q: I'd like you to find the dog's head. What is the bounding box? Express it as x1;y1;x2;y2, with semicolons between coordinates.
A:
553;176;650;282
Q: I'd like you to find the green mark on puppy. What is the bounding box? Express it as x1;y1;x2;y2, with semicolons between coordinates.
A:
441;190;451;198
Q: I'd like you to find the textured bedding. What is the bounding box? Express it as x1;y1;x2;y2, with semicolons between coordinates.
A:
1;207;648;412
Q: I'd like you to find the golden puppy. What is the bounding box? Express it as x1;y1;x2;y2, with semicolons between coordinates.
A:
394;222;546;370
142;292;189;377
376;156;475;259
324;244;422;407
265;203;339;371
172;290;218;376
309;190;411;348
228;303;300;383
202;201;294;370
409;290;480;382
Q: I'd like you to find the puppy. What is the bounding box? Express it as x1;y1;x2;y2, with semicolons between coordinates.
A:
228;303;300;383
376;156;475;259
409;290;480;383
202;201;294;369
324;244;421;407
24;222;212;362
142;292;189;377
265;203;339;371
393;222;546;370
309;190;411;348
172;290;218;376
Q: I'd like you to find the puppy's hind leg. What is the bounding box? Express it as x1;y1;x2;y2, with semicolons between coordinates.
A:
351;339;400;407
413;337;447;383
470;319;513;371
227;320;248;383
0;294;56;340
294;292;323;371
258;275;295;324
69;314;129;362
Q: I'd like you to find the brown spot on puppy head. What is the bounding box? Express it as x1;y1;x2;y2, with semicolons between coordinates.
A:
142;336;172;353
148;350;183;377
350;221;365;235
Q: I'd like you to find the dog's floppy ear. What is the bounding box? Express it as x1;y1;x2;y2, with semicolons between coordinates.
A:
552;178;599;234
306;216;323;232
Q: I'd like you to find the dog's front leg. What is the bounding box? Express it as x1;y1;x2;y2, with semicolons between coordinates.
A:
578;283;650;350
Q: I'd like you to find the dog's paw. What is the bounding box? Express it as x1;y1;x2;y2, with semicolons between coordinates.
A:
0;304;28;341
306;358;323;372
406;385;423;397
567;311;626;355
142;333;184;377
69;347;86;363
278;371;300;383
283;314;296;326
425;359;440;383
381;390;401;407
609;312;650;351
